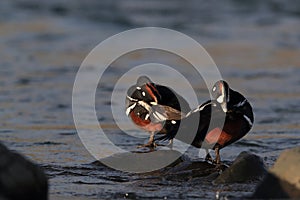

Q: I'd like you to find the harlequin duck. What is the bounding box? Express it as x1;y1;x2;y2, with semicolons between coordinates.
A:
125;76;191;148
155;80;254;164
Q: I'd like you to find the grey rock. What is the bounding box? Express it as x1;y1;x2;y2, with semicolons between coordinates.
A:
252;146;300;199
0;143;48;200
99;149;183;173
252;172;300;199
162;159;224;181
214;151;267;184
97;150;226;180
270;146;300;190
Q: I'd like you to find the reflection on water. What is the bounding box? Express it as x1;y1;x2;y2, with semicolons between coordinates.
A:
0;0;299;199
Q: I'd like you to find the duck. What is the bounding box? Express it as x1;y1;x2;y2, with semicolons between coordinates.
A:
125;76;191;148
155;80;254;164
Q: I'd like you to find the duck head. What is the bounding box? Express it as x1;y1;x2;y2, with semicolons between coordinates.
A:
211;80;230;113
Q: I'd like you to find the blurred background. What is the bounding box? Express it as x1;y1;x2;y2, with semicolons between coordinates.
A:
0;0;299;199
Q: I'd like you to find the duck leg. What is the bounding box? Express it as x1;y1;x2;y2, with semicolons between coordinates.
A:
137;132;156;148
205;149;213;162
214;146;221;165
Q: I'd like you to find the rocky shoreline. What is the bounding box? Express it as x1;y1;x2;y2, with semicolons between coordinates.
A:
1;143;300;199
92;146;300;199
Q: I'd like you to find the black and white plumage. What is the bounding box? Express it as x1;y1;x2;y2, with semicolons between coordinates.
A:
154;80;254;164
125;76;191;148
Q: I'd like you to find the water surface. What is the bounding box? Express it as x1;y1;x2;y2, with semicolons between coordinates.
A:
0;0;299;199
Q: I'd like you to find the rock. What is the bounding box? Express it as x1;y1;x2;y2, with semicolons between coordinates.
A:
0;143;48;200
97;150;226;180
214;151;266;184
252;172;300;199
270;146;300;190
99;150;183;173
163;159;225;181
252;146;300;199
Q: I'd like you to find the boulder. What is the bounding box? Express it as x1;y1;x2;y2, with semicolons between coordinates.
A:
0;143;48;200
99;150;183;173
270;146;300;190
96;150;224;179
214;151;266;184
252;146;300;199
162;158;224;181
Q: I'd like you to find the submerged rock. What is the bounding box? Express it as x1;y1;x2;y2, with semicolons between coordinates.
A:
162;158;225;181
99;150;184;173
214;151;266;184
97;150;225;179
96;150;269;184
252;146;300;199
0;143;48;200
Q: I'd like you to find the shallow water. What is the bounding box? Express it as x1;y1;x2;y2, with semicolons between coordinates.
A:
0;0;300;199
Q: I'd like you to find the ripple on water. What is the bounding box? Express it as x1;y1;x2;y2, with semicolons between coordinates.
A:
0;0;300;199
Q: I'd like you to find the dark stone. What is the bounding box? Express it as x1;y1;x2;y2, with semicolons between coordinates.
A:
214;151;267;184
142;151;227;181
99;150;183;173
252;173;300;199
161;159;223;181
97;150;225;178
270;146;300;189
252;146;300;199
0;143;48;200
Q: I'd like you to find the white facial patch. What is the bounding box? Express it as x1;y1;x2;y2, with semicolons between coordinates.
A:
126;103;136;116
142;91;146;96
217;93;225;103
212;86;216;92
136;86;141;90
171;120;176;124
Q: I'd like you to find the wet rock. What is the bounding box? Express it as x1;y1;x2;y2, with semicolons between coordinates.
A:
162;157;227;181
252;173;300;199
270;146;300;190
99;150;183;173
143;152;229;181
214;151;266;184
252;146;300;199
97;150;224;179
0;143;48;200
